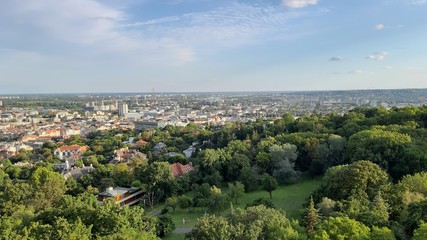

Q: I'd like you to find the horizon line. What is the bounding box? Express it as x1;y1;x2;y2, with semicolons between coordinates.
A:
1;87;427;96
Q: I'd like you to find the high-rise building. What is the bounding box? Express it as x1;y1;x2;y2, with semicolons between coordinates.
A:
0;100;2;107
118;103;128;116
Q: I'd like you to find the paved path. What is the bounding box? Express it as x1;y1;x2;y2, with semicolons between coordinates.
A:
151;210;162;217
173;228;193;233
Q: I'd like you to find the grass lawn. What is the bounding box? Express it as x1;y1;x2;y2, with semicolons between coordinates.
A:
161;177;321;240
162;233;186;240
234;177;321;219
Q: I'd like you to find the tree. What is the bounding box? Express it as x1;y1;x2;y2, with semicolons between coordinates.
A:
365;192;389;226
143;162;175;209
315;134;345;173
269;144;300;184
225;153;250;182
30;167;66;212
237;167;257;192
313;216;371;240
370;226;396;240
227;181;245;204
305;196;319;235
316;197;336;217
207;186;228;214
261;173;278;199
156;215;175;237
186;205;304;240
346;129;411;179
178;196;193;211
165;196;178;214
185;215;233;240
413;222;427;240
313;161;389;202
398;172;427;206
255;151;271;174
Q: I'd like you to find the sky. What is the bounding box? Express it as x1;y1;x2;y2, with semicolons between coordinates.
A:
0;0;426;94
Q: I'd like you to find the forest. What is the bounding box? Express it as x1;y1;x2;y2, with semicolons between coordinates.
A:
2;106;427;239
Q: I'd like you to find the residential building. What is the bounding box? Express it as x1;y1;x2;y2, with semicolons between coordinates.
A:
54;145;90;160
118;103;128;117
170;162;194;177
97;187;145;206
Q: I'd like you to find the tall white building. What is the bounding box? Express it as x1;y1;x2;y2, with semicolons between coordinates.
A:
118;103;128;116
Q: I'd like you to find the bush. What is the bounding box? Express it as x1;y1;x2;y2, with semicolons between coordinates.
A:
246;198;275;209
160;207;169;215
156;215;175;237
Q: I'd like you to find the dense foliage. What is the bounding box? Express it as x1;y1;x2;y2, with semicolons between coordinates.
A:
3;106;427;239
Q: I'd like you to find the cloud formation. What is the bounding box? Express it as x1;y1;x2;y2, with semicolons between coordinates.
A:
0;1;312;66
282;0;318;8
375;24;384;30
410;0;427;5
348;70;364;74
329;56;345;61
366;52;388;61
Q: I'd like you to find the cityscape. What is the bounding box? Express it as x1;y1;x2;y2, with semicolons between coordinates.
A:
1;0;427;239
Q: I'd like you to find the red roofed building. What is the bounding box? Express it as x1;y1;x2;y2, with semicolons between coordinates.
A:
54;145;90;160
170;163;194;177
133;140;149;148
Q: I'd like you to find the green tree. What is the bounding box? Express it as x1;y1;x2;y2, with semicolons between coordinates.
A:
156;215;175;237
30;167;66;212
346;129;411;179
413;222;427;240
143;162;175;209
370;226;396;240
185;215;233;240
313;216;371;240
178;195;193;211
261;173;278;199
313;161;389;201
237;167;257;192
305;196;319;235
165;196;179;214
228;181;245;204
207;186;228;213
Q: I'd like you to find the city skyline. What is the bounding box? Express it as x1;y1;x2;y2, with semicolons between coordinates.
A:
1;0;427;94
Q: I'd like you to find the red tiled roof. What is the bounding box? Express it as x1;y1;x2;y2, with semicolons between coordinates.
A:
134;140;148;146
57;145;89;152
170;163;194;177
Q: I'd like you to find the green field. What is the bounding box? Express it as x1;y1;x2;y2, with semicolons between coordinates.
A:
161;177;321;240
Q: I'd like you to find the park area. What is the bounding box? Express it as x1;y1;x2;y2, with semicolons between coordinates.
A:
160;177;321;240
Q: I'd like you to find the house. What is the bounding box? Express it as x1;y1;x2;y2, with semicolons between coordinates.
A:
63;164;95;179
112;147;146;163
183;146;196;158
132;140;149;148
97;187;145;207
54;145;90;160
153;142;167;153
170;162;194;177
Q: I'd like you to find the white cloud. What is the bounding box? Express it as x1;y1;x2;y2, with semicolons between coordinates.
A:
348;70;363;74
0;0;199;65
410;0;427;5
366;52;388;61
375;23;384;30
0;0;324;69
282;0;318;8
329;56;345;61
126;3;307;47
384;66;393;70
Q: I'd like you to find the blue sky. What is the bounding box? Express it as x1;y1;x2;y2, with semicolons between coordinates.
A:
0;0;426;93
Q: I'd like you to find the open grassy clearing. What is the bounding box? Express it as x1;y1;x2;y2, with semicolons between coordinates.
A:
161;177;321;240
